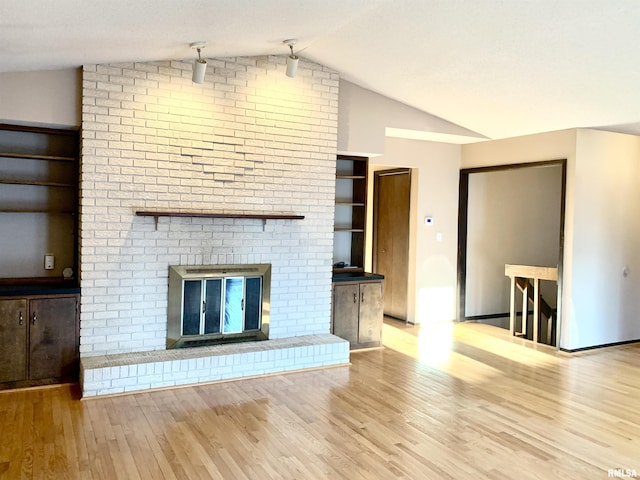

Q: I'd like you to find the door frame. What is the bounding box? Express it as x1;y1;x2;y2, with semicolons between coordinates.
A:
456;159;567;347
372;168;411;320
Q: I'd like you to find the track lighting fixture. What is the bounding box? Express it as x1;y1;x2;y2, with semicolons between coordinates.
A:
283;39;299;78
190;42;207;84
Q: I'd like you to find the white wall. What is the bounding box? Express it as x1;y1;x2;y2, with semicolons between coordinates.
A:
569;129;640;349
465;165;563;317
0;69;81;127
338;79;482;156
461;129;576;169
368;137;461;324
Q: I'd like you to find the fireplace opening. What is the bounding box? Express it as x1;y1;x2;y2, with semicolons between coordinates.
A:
167;264;271;349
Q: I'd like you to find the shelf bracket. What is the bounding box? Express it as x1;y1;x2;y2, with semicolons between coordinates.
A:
153;215;159;230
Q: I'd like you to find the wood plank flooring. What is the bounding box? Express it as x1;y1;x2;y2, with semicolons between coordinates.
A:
1;320;639;479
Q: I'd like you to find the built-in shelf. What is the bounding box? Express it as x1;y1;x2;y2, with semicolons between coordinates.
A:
0;179;75;188
0;123;78;136
135;210;305;230
0;152;76;162
0;209;75;214
0;276;73;286
333;155;368;273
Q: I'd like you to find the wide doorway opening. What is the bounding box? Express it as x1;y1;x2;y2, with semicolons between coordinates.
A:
457;160;566;346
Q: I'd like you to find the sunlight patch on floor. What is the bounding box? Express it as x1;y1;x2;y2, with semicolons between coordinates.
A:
382;320;559;384
454;322;560;368
382;321;503;384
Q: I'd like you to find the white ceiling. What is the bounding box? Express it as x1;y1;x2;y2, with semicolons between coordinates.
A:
2;0;640;140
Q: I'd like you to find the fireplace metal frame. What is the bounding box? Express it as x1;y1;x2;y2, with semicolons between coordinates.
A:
167;264;271;349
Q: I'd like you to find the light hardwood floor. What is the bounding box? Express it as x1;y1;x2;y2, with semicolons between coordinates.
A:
1;320;639;479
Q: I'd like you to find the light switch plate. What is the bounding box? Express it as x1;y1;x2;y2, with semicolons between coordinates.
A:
44;254;54;270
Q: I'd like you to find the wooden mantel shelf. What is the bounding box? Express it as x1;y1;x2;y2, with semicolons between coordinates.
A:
135;210;305;230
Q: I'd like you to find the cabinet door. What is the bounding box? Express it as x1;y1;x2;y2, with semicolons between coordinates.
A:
0;299;28;383
28;296;78;381
332;284;360;344
358;282;384;345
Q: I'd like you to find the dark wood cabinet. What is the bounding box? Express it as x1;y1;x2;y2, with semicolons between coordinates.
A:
0;298;28;383
0;294;79;387
332;283;360;344
332;278;384;349
357;282;384;344
28;296;78;381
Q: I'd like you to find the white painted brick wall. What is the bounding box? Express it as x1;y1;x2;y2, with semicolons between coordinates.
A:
80;56;339;356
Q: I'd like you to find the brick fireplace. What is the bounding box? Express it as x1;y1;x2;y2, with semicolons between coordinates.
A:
78;55;349;396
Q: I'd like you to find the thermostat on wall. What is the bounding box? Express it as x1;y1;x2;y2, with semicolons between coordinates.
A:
424;216;434;225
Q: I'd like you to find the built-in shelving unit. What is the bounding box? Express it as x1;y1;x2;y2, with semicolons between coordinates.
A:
0;123;80;391
333;155;368;273
0;123;79;284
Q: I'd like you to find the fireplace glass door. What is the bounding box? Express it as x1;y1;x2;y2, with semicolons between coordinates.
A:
168;264;271;348
183;280;203;335
223;277;243;334
181;276;262;337
204;279;222;334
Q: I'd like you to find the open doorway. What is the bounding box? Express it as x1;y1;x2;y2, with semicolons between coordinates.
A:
457;160;566;344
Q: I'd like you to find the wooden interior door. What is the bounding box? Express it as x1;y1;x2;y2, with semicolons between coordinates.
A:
374;169;410;321
0;298;28;383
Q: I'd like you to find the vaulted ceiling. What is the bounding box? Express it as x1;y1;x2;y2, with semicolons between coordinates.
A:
2;0;640;140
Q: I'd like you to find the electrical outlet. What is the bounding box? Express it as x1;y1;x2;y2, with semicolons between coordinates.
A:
44;254;55;270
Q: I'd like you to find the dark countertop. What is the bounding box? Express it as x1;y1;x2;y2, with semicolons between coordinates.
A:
0;282;80;297
332;272;384;282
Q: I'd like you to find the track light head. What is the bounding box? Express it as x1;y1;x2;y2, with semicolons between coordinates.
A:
190;42;207;84
283;39;299;78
